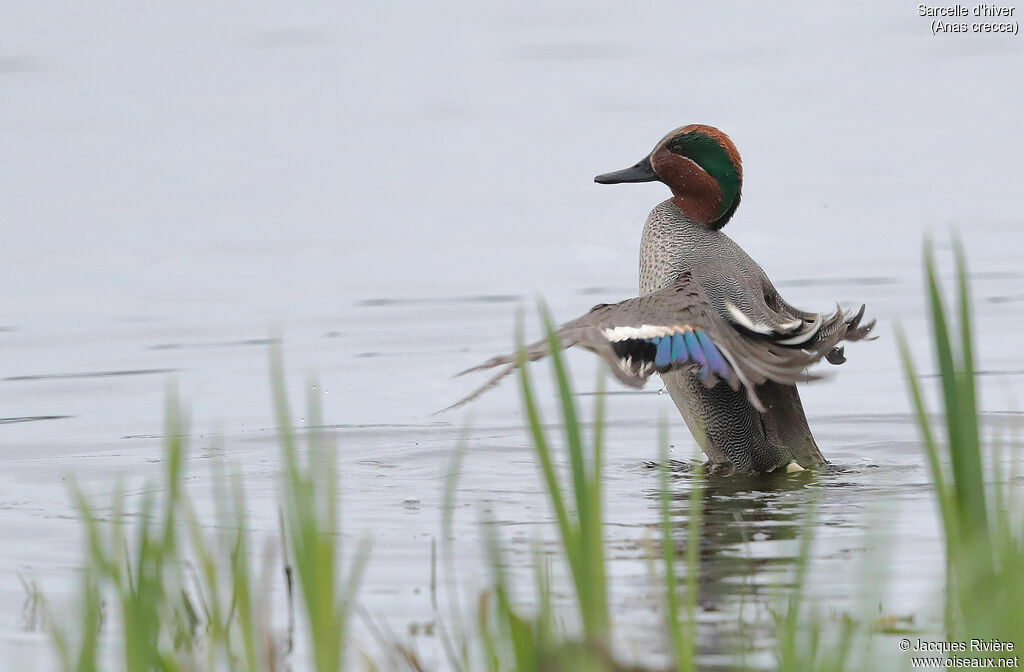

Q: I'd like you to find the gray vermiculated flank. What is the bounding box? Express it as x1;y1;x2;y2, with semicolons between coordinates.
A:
639;199;826;474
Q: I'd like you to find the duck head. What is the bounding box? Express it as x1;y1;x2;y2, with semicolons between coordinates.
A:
595;124;743;230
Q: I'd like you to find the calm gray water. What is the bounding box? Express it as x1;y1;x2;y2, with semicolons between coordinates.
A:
2;1;1023;669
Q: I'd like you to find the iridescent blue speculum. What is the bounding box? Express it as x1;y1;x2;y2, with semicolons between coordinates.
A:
641;327;729;381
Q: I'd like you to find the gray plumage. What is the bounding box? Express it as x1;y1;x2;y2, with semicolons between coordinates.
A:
449;121;876;475
638;199;874;474
446;199;874;475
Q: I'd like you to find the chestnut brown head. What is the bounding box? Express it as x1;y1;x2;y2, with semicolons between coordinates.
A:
595;124;743;229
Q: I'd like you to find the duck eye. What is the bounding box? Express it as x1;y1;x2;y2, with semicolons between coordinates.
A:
667;137;687;154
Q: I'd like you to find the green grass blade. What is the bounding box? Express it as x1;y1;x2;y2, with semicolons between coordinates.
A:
514;315;581;599
657;425;689;670
684;461;702;668
536;305;609;639
896;327;953;538
924;242;987;535
537;306;587;521
951;240;986;530
440;439;470;672
587;371;608;639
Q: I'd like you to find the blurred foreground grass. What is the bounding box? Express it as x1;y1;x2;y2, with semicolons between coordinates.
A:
38;243;1024;671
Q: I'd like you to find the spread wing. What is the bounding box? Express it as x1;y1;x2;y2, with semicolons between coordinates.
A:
697;272;876;366
442;272;874;413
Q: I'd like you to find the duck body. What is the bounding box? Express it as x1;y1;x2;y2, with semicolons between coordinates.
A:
449;124;874;476
640;199;824;474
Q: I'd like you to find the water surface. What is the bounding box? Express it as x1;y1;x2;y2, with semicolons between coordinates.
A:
2;1;1023;669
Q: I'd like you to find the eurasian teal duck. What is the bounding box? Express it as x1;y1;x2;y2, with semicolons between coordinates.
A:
452;124;874;475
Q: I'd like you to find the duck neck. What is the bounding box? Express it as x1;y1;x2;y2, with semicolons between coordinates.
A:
671;195;721;228
652;152;739;230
